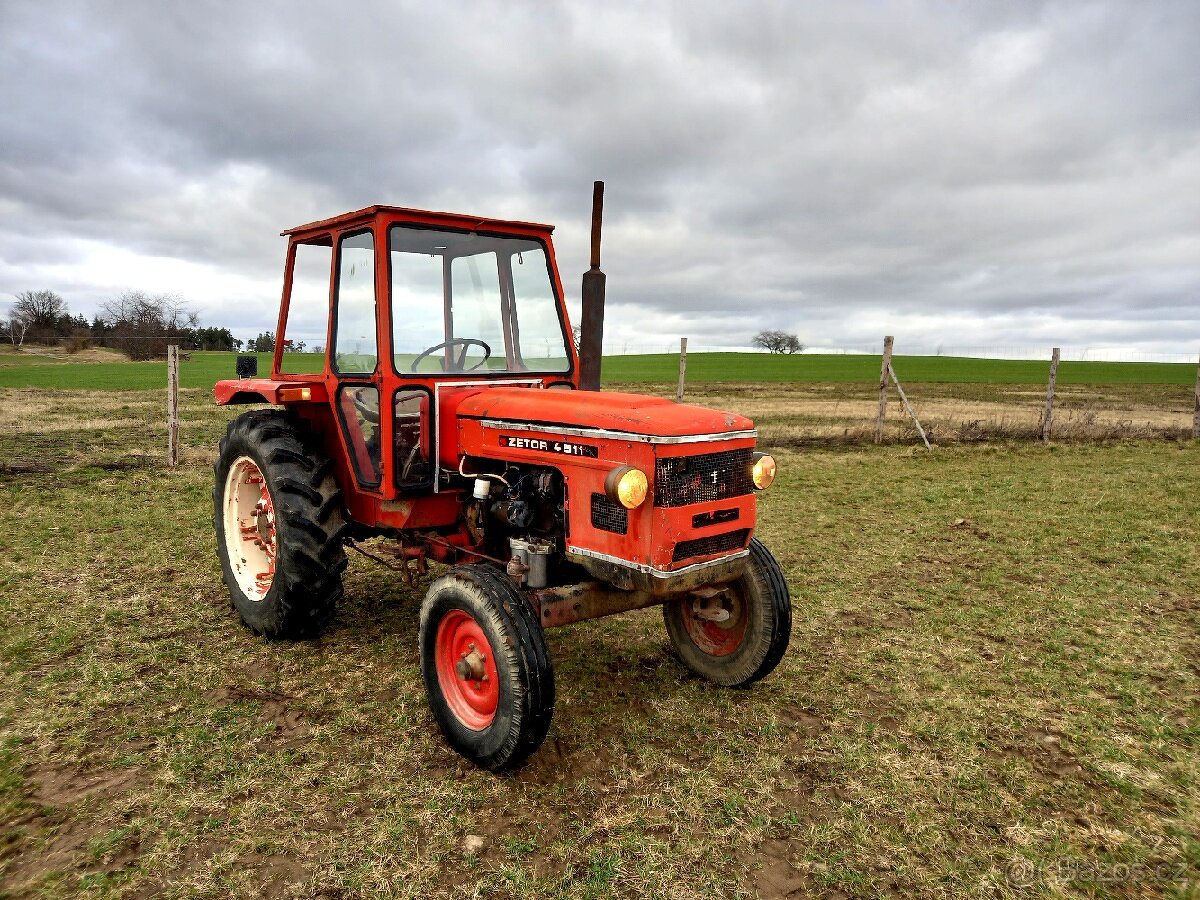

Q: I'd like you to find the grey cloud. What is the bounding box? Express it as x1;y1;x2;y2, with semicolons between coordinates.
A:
1;0;1197;355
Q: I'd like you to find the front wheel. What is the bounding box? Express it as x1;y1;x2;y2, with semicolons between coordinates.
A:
663;538;791;687
418;565;554;771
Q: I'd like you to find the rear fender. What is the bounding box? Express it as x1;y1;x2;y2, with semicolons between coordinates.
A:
214;378;329;406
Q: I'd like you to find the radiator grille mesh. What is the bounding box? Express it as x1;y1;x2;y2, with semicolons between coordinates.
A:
654;449;753;508
590;492;629;534
671;528;750;563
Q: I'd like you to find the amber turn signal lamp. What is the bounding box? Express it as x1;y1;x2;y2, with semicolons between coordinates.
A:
605;465;649;509
278;387;312;402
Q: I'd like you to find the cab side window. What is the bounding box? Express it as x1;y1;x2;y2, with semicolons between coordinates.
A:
333;231;377;374
278;237;331;374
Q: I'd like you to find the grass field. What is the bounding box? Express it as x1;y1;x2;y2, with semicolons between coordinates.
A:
1;386;1197;898
0;346;1196;391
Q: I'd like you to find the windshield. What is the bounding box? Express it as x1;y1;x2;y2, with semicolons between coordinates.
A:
389;225;571;375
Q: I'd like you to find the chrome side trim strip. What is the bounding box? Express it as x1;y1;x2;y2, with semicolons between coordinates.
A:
480;419;757;445
565;544;750;579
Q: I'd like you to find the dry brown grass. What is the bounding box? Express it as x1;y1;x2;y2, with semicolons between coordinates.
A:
0;345;129;364
621;381;1196;446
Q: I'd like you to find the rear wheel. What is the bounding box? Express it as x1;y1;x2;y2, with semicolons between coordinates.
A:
213;409;347;638
663;538;791;687
419;565;554;771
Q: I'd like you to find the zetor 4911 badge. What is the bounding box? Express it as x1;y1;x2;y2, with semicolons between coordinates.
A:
212;188;789;771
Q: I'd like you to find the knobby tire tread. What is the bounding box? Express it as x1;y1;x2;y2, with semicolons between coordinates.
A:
214;409;346;639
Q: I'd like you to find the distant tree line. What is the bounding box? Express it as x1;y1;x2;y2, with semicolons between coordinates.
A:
2;289;246;360
246;332;311;353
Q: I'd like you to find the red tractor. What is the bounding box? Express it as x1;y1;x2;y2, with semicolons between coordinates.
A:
213;186;789;770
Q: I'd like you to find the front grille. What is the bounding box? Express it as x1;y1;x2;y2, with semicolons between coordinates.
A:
672;528;750;563
590;492;628;534
654;449;753;508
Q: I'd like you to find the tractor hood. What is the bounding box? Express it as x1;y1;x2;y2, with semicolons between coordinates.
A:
453;387;754;439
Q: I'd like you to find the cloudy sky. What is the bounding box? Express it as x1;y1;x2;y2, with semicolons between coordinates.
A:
2;0;1197;359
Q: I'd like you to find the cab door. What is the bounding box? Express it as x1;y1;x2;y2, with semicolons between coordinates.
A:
329;228;385;491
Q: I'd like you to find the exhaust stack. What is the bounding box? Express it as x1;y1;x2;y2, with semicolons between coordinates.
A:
579;181;605;391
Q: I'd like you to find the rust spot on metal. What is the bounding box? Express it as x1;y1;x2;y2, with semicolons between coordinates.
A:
530;582;666;628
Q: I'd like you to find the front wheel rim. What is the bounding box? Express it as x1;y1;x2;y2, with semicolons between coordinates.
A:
681;586;748;657
222;456;277;600
434;609;500;730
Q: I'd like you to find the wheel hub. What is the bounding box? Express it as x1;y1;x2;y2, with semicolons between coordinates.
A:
222;456;277;600
434;611;500;731
455;645;488;682
682;585;747;656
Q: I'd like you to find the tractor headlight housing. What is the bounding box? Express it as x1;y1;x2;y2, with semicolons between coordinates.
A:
751;453;777;490
605;465;648;509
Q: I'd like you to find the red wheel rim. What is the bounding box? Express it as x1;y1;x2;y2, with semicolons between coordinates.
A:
681;587;747;657
434;609;500;730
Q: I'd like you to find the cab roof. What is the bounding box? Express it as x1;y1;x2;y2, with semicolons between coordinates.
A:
281;205;555;237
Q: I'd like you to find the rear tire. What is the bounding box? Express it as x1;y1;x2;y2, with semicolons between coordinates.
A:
213;409;347;638
663;538;791;687
419;565;554;771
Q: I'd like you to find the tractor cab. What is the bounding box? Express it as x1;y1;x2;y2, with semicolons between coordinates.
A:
217;206;578;528
212;197;790;772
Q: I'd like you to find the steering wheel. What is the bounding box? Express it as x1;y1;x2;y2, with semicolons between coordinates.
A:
350;387;380;424
409;338;492;373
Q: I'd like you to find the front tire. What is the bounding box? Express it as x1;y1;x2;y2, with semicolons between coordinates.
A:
213;409;347;639
663;538;791;687
419;565;554;771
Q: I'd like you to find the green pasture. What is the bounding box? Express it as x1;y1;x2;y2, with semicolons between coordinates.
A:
1;388;1197;897
0;346;1194;391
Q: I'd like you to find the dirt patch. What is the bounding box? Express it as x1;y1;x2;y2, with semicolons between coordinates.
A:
28;763;143;807
237;852;310;899
4;819;104;889
754;838;811;898
0;460;56;476
1;763;145;892
206;684;313;746
780;706;828;741
519;736;618;786
131;842;308;900
998;728;1088;782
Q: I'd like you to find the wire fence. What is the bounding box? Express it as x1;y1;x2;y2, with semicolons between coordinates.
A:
9;332;1200;365
594;341;1200;364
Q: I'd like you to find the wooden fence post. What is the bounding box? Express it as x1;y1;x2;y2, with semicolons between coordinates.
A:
1041;347;1060;442
167;344;180;467
676;337;688;403
874;335;893;444
1194;348;1200;439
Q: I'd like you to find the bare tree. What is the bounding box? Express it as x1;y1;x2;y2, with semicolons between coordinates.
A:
11;290;69;343
13;289;66;325
752;329;805;354
98;290;198;360
3;314;27;349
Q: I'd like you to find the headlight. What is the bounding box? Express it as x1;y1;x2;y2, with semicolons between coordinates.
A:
751;453;776;490
605;465;648;509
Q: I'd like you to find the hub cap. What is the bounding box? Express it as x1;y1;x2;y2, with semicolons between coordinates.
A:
682;586;747;657
222;456;277;600
434;610;499;730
